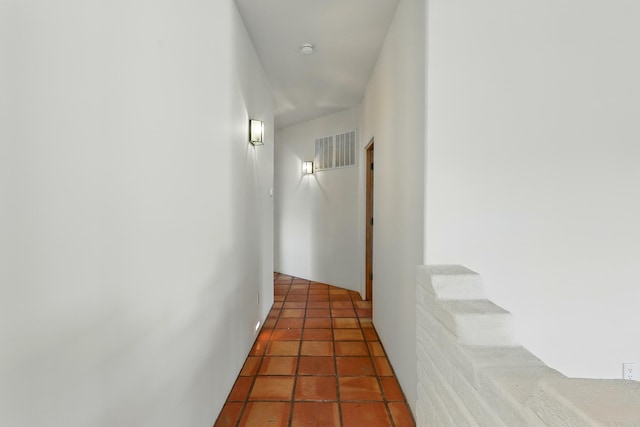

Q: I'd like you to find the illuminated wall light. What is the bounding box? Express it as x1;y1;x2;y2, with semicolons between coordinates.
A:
302;161;314;175
254;321;261;334
249;119;264;146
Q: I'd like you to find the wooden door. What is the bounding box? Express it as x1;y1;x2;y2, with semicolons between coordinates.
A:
365;140;374;301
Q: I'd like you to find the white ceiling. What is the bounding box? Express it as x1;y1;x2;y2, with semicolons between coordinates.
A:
235;0;401;129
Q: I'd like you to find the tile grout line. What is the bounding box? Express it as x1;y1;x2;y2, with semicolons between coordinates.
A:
232;278;285;427
287;277;306;427
368;313;417;426
237;273;293;427
331;288;344;427
353;291;396;427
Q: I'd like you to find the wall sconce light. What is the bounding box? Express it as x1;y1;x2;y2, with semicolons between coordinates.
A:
302;161;314;175
249;119;264;146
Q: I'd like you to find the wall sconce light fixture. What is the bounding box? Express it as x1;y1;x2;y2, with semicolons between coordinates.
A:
249;119;264;146
302;161;314;175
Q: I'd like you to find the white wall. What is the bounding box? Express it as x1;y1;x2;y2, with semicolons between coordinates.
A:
0;1;273;425
426;0;640;380
274;107;361;292
360;0;425;411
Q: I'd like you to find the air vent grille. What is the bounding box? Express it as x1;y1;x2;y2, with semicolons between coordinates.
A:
315;136;334;170
315;130;357;171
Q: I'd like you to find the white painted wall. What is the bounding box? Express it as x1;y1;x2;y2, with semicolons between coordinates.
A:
360;0;425;411
426;0;640;380
0;1;273;425
274;107;361;292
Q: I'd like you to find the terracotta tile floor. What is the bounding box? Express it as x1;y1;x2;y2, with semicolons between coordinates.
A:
215;274;415;427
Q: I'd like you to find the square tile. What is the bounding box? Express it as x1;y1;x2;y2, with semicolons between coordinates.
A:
338;377;383;401
360;318;374;328
336;357;375;376
331;301;354;309
329;294;351;301
267;309;281;319
271;328;302;341
240;357;261;376
228;377;253;401
276;318;304;329
309;282;329;288
249;376;294;401
389;402;416;426
281;309;305;318
238;402;290;427
258;357;298;375
363;328;379;341
215;402;243;427
380;377;405;401
354;301;372;309
263;318;277;328
285;294;308;302
306;308;330;318
332;308;357;317
298;356;336;376
357;308;373;318
332;318;359;328
291;402;340;427
335;342;369;357
249;340;267;356
288;293;309;299
341;402;391;426
307;301;330;308
294;376;338;401
373;357;394;376
283;301;307;309
367;341;385;357
333;329;364;341
300;341;334;356
257;328;273;341
305;318;332;329
266;341;300;356
307;294;330;301
302;328;333;341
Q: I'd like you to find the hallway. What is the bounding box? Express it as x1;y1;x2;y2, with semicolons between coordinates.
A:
215;274;415;426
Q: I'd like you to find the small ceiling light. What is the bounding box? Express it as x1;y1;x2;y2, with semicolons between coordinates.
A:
302;161;314;175
299;43;314;55
249;119;264;146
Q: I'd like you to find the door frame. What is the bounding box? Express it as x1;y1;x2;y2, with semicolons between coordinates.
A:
365;139;374;301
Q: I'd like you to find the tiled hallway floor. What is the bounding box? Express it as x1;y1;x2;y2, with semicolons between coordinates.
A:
215;274;415;427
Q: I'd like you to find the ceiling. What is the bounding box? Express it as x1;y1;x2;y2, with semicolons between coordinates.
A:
235;0;401;129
